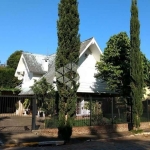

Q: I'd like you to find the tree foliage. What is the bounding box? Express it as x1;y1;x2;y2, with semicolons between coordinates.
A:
56;0;80;141
95;33;150;97
0;67;20;89
96;32;130;98
130;0;144;129
31;77;56;115
142;53;150;88
146;61;150;88
7;50;22;70
0;50;22;91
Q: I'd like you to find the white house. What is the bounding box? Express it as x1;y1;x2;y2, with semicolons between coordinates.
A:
15;37;110;116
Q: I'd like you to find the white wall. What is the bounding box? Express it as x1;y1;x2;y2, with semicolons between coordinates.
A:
15;55;42;88
22;73;42;88
76;98;90;116
15;55;26;80
77;48;102;93
143;87;150;100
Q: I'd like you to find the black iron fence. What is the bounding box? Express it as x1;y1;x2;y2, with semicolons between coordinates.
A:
141;99;150;122
43;97;150;129
1;95;150;132
0;95;35;132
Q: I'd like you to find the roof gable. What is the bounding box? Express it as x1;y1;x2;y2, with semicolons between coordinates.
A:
79;37;102;59
80;37;93;54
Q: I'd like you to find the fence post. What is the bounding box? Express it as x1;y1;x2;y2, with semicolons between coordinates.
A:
90;96;92;126
147;99;149;121
111;97;114;124
32;96;36;130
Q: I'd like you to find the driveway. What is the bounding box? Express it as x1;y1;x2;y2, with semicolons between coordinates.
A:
0;115;45;132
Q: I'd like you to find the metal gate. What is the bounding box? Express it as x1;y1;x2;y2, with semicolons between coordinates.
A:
0;95;36;133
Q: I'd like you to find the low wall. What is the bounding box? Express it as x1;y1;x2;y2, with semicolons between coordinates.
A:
140;122;150;129
32;122;150;137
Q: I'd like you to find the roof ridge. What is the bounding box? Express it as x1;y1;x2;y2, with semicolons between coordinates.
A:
23;52;56;57
81;37;94;43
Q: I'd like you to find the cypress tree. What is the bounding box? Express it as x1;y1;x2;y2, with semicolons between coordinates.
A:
130;0;143;129
55;0;80;141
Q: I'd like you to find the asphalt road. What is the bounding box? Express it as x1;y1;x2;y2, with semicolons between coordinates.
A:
1;135;150;150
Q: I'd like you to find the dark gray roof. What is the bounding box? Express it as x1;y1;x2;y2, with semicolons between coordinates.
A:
23;53;56;74
80;37;93;54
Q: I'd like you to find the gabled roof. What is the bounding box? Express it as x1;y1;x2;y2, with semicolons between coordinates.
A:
80;37;93;54
23;53;56;74
79;37;102;58
22;37;98;75
19;37;102;95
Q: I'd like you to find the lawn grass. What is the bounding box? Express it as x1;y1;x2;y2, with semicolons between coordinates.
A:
130;129;143;134
73;119;90;126
44;118;91;128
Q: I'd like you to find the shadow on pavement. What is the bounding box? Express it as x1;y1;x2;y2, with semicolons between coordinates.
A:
1;135;150;150
0;132;12;144
89;124;130;140
0;132;59;144
0;116;11;121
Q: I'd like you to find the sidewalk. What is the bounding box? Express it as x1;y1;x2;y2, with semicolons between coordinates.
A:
1;129;150;148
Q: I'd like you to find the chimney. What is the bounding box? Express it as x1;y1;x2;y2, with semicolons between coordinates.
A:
43;57;49;72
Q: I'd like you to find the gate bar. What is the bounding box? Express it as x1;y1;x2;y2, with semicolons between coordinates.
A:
32;97;36;130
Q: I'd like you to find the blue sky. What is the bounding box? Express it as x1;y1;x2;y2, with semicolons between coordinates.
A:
0;0;150;64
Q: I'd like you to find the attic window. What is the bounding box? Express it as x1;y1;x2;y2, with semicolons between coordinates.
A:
20;71;25;76
43;57;49;62
17;71;24;76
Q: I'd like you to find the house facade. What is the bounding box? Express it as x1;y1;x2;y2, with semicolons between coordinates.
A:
15;37;109;116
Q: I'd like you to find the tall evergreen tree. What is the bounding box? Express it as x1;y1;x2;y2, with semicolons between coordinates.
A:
55;0;80;141
130;0;143;129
